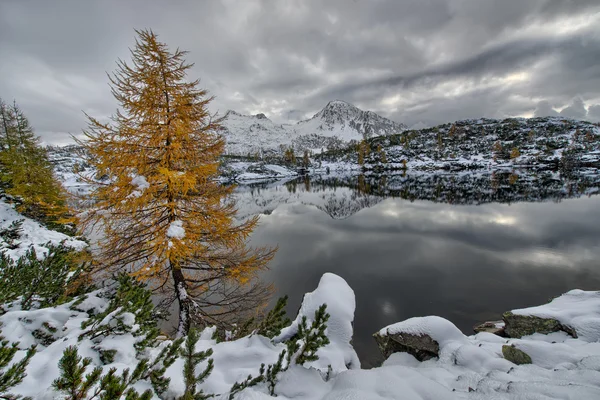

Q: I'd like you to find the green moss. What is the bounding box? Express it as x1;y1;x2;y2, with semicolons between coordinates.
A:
502;345;532;365
502;311;571;338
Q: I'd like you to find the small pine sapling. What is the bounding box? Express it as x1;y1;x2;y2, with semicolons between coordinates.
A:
256;296;291;339
0;333;36;400
80;273;160;353
52;346;103;400
0;244;91;311
143;338;183;396
214;295;291;342
179;328;214;400
264;350;286;396
286;304;330;366
228;304;331;398
53;343;182;400
0;220;23;249
228;366;265;400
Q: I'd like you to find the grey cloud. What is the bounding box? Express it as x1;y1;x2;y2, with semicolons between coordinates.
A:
1;0;600;142
588;105;600;122
534;101;559;118
560;97;587;120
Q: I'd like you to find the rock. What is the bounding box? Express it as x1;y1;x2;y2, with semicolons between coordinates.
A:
502;344;532;365
473;320;506;336
502;311;577;338
373;331;439;361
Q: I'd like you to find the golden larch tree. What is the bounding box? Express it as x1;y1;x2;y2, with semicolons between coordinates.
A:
79;30;275;335
0;99;70;227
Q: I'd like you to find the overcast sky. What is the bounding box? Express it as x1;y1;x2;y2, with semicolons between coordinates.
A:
1;0;599;144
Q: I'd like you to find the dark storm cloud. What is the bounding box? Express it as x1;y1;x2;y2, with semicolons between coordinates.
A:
1;0;599;143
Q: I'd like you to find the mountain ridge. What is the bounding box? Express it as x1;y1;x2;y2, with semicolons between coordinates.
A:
220;100;407;155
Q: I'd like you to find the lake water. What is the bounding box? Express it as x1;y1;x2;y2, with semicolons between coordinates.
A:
237;172;600;367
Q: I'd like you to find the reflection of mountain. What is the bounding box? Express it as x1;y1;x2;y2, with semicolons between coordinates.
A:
233;171;600;220
318;192;383;220
233;179;383;220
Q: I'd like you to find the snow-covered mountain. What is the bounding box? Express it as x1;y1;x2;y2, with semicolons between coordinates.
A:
220;100;407;155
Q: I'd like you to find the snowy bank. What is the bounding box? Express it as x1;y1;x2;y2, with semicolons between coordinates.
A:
2;272;600;399
0;198;87;260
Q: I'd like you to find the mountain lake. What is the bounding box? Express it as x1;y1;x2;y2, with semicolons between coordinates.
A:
238;171;600;367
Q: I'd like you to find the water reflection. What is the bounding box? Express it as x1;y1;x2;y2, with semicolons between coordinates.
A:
237;172;600;367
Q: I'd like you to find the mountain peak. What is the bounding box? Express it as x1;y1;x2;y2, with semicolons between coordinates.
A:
319;99;358;113
325;99;355;108
224;110;241;117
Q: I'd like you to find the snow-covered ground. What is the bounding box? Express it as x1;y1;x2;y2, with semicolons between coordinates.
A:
0;198;86;260
2;270;600;399
3;161;600;398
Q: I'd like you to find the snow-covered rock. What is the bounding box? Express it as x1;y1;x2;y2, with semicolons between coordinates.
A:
508;289;600;341
374;316;467;361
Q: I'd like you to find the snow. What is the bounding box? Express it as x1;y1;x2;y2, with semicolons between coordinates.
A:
130;175;149;197
222;162;299;182
0;198;87;260
167;219;186;239
378;316;468;348
3;273;600;399
275;273;361;372
321;366;459;400
512;289;600;341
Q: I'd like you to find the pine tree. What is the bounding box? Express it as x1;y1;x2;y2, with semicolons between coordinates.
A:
492;141;503;161
52;346;166;400
52;346;103;400
377;144;387;164
79;273;160;353
302;150;310;168
286;304;330;365
284;147;296;166
0;99;70;228
179;328;213;400
0;244;91;311
0;219;23;250
78;30;275;334
256;296;291;339
0;331;36;400
510;147;521;160
448;124;457;138
357;140;369;166
54;339;181;400
227;304;330;399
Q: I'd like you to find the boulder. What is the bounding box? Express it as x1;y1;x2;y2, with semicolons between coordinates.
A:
473;320;506;336
502;311;577;338
502;344;532;365
373;331;439;361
